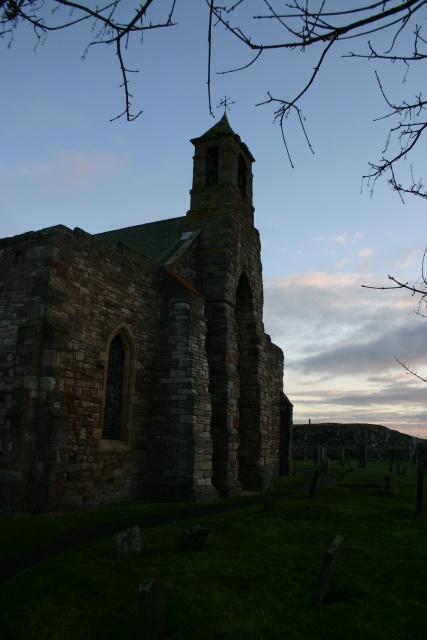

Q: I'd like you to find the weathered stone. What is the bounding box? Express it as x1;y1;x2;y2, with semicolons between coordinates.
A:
309;462;328;498
0;116;293;513
137;579;166;640
311;534;344;606
177;525;210;552
112;525;142;558
358;438;367;468
413;461;426;517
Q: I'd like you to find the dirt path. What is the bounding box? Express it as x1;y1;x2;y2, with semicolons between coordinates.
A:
0;466;332;585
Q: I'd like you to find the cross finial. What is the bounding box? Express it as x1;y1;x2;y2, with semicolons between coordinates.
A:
217;95;235;114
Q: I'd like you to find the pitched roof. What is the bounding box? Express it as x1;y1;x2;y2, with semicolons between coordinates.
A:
95;216;188;264
201;113;234;138
191;113;255;162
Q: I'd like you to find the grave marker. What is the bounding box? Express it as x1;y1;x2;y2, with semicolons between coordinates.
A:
177;525;209;552
358;439;367;468
414;461;426;517
309;462;328;498
311;534;344;606
112;525;141;558
138;579;166;640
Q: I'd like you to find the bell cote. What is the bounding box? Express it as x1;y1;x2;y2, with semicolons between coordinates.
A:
188;114;255;225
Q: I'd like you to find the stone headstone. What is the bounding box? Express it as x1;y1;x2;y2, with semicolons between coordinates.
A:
389;448;395;472
309;462;328;498
112;525;142;558
414;461;426;517
358;439;367;468
263;497;275;511
138;579;166;640
345;456;353;473
315;445;325;466
177;525;209;552
311;534;344;606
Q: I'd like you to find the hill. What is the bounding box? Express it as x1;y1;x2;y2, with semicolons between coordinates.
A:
292;422;424;461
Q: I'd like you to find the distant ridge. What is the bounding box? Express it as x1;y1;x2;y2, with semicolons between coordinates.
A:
292;422;424;459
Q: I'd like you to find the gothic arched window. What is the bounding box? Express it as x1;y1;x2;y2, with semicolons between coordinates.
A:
238;154;247;195
102;334;125;440
205;146;219;186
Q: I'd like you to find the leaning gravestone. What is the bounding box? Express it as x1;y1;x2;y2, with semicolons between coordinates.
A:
138;579;166;640
311;535;344;606
177;525;209;552
309;462;328;498
112;525;142;558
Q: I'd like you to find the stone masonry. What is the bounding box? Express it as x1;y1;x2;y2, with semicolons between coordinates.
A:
0;115;292;512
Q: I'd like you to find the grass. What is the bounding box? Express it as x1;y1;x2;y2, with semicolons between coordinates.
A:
1;461;426;639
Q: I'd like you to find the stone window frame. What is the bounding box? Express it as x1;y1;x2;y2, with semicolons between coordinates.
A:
205;145;219;186
99;323;136;452
237;154;247;196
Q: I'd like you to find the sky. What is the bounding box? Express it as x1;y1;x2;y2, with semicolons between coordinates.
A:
1;1;426;437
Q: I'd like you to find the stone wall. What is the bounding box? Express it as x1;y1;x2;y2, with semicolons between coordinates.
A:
183;141;287;494
0;225;160;511
0;117;292;512
147;269;218;502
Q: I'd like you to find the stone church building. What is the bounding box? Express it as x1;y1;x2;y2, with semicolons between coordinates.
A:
0;115;292;513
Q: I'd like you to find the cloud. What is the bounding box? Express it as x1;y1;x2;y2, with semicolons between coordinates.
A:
358;247;373;259
17;150;125;197
332;232;348;245
290;322;427;376
263;270;427;435
336;258;349;269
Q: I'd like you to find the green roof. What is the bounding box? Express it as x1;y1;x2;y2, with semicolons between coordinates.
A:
94;216;188;264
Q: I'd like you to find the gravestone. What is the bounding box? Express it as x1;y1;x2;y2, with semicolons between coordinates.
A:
414;461;426;517
380;475;398;496
137;579;166;640
112;525;142;558
339;446;346;466
358;439;367;468
263;497;275;511
177;525;209;552
315;446;326;467
309;462;328;498
311;534;344;606
389;448;395;472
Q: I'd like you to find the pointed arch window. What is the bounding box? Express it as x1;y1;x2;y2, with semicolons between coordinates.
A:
102;334;125;440
238;154;247;195
206;146;219;186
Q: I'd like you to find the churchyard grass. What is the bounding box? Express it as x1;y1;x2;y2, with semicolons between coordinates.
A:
1;461;426;639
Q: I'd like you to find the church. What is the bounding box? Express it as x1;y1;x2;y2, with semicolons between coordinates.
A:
0;115;292;513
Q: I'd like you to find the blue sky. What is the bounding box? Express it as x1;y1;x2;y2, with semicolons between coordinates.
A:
1;1;426;436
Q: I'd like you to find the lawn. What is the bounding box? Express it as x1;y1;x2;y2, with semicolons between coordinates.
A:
0;460;426;639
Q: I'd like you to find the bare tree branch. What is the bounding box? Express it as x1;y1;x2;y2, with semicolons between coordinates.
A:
1;1;427;196
395;357;427;384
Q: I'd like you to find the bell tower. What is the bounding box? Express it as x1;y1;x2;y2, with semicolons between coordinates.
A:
188;113;255;225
